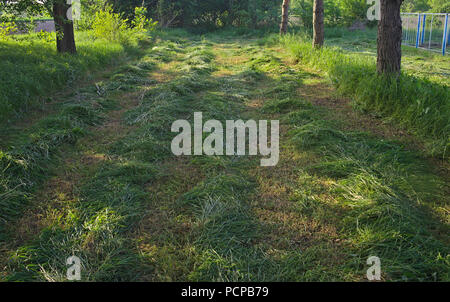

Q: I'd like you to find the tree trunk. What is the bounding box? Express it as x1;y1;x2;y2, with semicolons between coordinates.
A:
280;0;291;35
377;0;403;74
313;0;324;48
53;1;77;54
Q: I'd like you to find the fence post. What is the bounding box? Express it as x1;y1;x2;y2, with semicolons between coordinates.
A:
415;13;421;48
429;14;434;49
443;13;449;55
447;14;450;45
421;14;426;45
406;15;410;44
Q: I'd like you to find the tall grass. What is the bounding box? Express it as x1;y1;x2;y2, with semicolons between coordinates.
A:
278;33;450;158
0;31;143;124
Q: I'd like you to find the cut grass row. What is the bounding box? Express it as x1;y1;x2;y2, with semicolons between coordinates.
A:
250;43;449;281
0;39;178;279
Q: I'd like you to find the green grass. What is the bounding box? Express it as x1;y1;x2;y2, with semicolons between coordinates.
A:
1;30;449;282
0;31;145;124
288;113;449;281
0;45;162;246
247;45;449;281
0;99;107;241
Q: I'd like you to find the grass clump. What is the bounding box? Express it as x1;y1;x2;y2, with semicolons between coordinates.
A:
262;98;311;114
0;32;134;123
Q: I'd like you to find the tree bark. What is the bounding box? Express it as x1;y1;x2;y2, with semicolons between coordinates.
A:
53;1;77;54
280;0;291;35
313;0;324;48
377;0;403;74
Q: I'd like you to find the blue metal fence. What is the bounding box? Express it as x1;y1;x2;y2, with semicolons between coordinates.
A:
401;13;449;55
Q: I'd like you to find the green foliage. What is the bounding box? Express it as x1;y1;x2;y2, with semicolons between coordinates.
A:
111;0;281;30
36;29;54;43
403;0;450;12
92;5;156;45
0;31;132;123
76;0;109;31
0;21;17;39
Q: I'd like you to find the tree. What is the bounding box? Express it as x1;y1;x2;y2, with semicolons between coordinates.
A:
2;0;77;53
280;0;290;35
377;0;403;74
312;0;324;47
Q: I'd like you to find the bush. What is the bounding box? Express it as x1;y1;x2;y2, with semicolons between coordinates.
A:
0;21;17;40
132;6;158;31
92;5;130;43
92;5;157;45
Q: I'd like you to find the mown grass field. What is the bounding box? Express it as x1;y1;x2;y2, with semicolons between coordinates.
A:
0;29;448;281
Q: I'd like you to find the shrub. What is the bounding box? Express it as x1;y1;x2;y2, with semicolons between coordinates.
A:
92;6;157;45
132;6;158;32
36;30;54;43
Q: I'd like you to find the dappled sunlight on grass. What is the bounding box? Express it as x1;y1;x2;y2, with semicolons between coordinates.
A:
1;30;448;282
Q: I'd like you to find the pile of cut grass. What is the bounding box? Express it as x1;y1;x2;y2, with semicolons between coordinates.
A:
4;39;241;281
